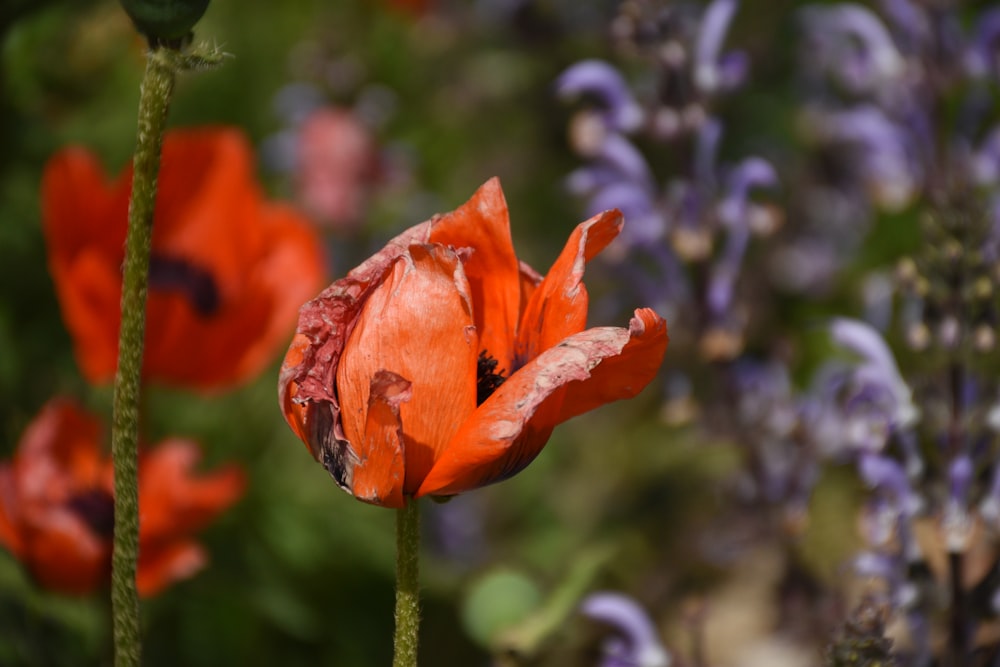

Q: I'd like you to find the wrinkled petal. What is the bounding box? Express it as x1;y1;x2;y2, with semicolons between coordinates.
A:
557;308;669;423
428;178;522;370
279;218;435;460
419;308;667;497
349;371;411;508
137;540;206;597
337;244;478;493
515;209;623;365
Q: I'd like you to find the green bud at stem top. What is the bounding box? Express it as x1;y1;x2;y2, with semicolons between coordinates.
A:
120;0;209;46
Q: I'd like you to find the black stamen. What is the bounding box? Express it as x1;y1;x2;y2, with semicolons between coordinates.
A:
476;350;507;406
148;254;220;316
67;489;115;539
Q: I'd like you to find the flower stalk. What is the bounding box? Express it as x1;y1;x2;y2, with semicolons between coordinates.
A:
393;498;421;667
110;45;178;667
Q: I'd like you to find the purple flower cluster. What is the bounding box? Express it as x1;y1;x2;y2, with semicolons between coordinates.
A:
557;0;779;361
558;2;1000;665
818;315;1000;663
798;1;1000;232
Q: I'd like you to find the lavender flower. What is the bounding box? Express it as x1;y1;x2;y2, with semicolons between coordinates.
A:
556;60;645;134
800;3;905;95
580;592;670;667
692;0;747;94
830;318;919;433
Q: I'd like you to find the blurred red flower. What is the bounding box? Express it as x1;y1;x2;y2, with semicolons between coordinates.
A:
0;399;245;597
295;107;378;230
279;178;668;508
42;127;326;392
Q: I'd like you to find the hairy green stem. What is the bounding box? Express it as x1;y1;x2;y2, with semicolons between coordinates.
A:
393;499;421;667
111;46;177;667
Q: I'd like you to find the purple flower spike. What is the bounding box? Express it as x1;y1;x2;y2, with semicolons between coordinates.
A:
556;60;645;132
831;318;897;381
592;185;664;245
878;0;930;48
717;157;778;228
802;4;904;93
971;125;1000;186
580;592;671;667
949;455;974;503
855;551;919;611
597;134;656;189
706;222;749;318
859;453;923;517
944;455;974;552
831;318;919;429
804;105;918;211
694;119;722;188
978;465;1000;526
965;8;1000;80
694;0;745;93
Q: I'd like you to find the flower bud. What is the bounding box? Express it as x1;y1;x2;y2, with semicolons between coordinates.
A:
120;0;209;43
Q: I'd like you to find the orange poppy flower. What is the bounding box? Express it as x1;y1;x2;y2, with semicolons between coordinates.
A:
279;178;668;508
0;399;245;596
42;127;326;392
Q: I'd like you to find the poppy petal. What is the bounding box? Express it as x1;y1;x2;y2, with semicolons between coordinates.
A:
49;251;123;385
138;439;246;544
428;178;522;371
0;466;23;556
278;221;432;461
230;203;326;384
336;244;478;493
557;308;669;422
514;209;623;366
150;128;262;298
41;147;127;260
417;308;667;497
350;371;411;508
153;200;326;392
17;399;107;495
518;259;543;316
44;129;325;393
136;540;206;597
23;509;109;595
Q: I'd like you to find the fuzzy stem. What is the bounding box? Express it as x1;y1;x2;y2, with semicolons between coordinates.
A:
393;498;421;667
110;46;177;667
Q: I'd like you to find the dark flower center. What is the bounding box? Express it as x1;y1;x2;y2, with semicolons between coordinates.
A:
476;351;507;406
67;489;115;540
149;254;220;317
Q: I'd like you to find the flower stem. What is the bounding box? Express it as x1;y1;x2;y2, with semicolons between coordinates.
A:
110;45;178;667
393;498;421;667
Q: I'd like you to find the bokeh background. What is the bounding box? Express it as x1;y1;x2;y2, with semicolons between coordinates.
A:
3;0;1000;665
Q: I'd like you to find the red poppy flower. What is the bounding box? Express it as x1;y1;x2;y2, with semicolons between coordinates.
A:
279;178;668;508
42;127;326;392
0;399;245;596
